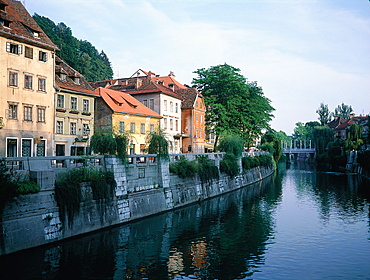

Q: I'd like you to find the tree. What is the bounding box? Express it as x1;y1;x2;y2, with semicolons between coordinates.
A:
316;103;331;125
192;64;274;148
260;129;282;164
333;103;353;119
33;14;113;81
312;126;334;155
345;123;363;152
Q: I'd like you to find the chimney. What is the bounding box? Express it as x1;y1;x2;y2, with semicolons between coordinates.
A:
136;78;142;89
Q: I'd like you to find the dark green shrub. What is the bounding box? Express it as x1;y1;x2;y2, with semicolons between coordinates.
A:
216;134;244;157
197;155;219;184
169;156;197;178
55;166;117;227
242;156;260;170
220;153;239;178
258;142;274;155
358;150;370;174
255;154;274;168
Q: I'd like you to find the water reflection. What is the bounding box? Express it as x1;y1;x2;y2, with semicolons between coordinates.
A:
1;164;369;280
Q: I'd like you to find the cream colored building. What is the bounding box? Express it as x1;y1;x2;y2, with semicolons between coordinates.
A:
54;56;97;156
0;0;57;157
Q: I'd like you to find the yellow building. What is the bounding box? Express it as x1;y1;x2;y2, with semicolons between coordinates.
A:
0;0;57;157
94;87;162;154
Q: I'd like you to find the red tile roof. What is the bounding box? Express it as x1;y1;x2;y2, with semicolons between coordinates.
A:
335;115;368;130
95;87;162;118
55;56;97;96
0;0;57;50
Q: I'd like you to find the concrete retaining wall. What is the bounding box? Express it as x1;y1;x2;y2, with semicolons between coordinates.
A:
0;154;274;256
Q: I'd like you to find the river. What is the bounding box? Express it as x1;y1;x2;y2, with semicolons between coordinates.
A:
0;163;369;280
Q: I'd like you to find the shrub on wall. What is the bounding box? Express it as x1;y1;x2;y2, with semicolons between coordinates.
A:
55;166;117;227
242;156;260;170
220;153;239;178
197;155;219;184
169;156;197;178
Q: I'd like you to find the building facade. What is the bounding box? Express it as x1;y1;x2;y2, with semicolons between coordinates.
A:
94;87;162;155
0;0;57;157
54;56;97;156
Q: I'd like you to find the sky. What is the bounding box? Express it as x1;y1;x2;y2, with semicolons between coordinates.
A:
25;0;370;135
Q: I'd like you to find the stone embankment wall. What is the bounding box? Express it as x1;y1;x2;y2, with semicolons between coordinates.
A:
0;153;274;256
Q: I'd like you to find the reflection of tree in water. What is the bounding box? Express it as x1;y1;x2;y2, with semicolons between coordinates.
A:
163;173;283;280
314;172;369;223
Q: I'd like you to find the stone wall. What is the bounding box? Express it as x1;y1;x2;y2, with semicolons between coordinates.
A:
0;154;274;256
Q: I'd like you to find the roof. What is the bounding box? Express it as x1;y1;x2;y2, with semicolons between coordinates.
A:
335;115;368;131
328;117;346;130
176;87;202;108
95;87;162;118
55;56;97;96
0;0;57;50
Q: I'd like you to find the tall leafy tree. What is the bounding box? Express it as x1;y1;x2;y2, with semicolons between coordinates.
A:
192;64;274;148
316;103;331;125
33;14;113;81
333;103;353;119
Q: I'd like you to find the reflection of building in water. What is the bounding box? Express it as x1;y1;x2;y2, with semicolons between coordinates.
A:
191;239;208;275
167;248;184;277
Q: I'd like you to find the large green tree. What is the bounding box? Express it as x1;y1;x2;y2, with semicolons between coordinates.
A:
333;103;353;119
316;103;331;125
192;64;274;148
33;14;113;81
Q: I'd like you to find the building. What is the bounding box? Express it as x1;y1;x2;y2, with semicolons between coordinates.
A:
330;114;369;141
54;56;98;156
94;87;162;155
0;0;57;157
177;87;206;153
91;70;184;154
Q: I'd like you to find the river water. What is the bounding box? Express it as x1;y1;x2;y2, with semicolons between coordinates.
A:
1;163;369;280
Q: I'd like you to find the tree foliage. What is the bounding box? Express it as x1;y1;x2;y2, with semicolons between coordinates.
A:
345;123;363;152
333;103;353;119
312;126;334;155
316;103;331;125
260;129;282;164
144;129;169;160
192;64;274;148
33;14;113;81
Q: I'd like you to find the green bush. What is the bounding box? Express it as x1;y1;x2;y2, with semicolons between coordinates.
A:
197;155;219;183
169;156;197;178
55;166;117;226
358;150;370;174
242;156;260;170
255;154;274;168
220;153;239;178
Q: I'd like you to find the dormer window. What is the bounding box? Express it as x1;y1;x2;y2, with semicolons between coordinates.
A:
74;77;80;85
0;4;6;12
0;18;10;28
60;73;66;81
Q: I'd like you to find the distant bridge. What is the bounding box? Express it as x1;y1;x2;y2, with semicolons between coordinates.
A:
282;148;316;154
282;141;316;162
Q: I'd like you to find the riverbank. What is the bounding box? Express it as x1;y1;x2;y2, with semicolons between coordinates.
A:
0;153;274;256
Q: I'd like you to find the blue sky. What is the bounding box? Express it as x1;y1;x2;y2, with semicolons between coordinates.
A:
25;0;370;135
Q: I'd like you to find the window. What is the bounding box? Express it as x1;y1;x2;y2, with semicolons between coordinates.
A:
24;106;32;121
82;124;90;136
38;78;46;91
150;124;154;133
70;122;77;135
38;51;47;62
7;138;18;157
1;19;10;28
200;129;203;139
164;118;167;130
74;77;80;85
83;99;89;112
164;100;167;111
196;129;198;138
175;103;178;113
24;46;33;59
37;107;45;122
60;73;66;81
36;140;46;157
24;75;33;89
57;95;64;108
9;71;18;86
56;121;64;134
8;104;17;119
143;100;148;107
6;42;22;55
140;123;145;134
196;113;198;122
170;101;173;112
130;122;136;133
149;99;154;110
71;97;77;110
22;139;32;157
200;115;203;123
170;119;173;130
175;120;178;132
119;121;125;133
